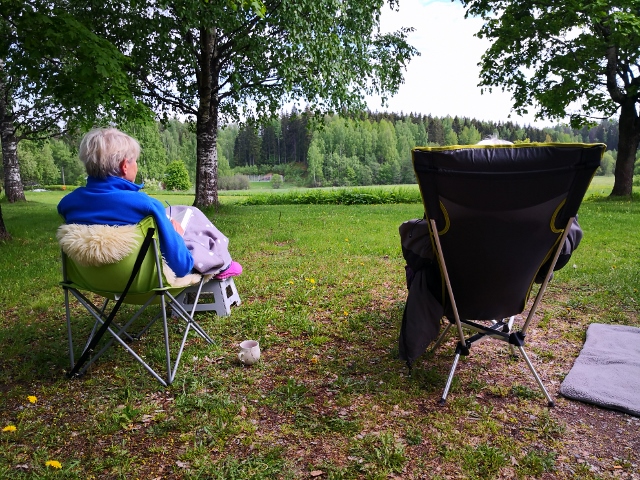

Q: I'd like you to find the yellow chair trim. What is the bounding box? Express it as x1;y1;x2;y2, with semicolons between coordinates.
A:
413;142;607;153
550;199;566;234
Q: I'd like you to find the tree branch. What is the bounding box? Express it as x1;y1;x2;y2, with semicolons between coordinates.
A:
605;45;626;103
218;75;283;101
135;76;197;115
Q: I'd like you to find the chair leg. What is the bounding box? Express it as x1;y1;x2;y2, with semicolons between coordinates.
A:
67;290;171;386
167;293;213;344
518;346;555;407
65;285;214;387
440;350;462;405
80;300;205;387
73;316;171;386
65;289;75;368
505;316;517;357
159;295;173;385
434;321;491;403
432;315;552;406
428;321;452;356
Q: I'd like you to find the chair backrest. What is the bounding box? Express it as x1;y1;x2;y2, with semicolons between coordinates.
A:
412;143;604;320
61;216;170;304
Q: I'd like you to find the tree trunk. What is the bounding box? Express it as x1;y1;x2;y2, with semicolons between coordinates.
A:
0;64;26;203
195;110;219;208
611;100;640;197
193;27;219;208
0;123;25;203
0;204;10;240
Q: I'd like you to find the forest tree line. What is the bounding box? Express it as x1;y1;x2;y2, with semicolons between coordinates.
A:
8;111;636;190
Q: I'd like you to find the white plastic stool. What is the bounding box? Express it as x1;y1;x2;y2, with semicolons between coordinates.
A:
175;277;241;317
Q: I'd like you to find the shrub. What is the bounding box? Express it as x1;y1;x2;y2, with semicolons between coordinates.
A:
219;174;250;190
240;187;422;206
271;174;283;189
164;161;191;191
43;185;78;191
142;178;165;192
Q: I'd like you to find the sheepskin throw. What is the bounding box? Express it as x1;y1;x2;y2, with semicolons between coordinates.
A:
57;224;141;266
161;263;202;288
57;223;201;288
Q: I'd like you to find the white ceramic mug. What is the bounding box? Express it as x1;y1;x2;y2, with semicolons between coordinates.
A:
238;340;260;365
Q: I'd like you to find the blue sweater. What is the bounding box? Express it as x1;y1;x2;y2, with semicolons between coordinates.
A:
58;176;194;277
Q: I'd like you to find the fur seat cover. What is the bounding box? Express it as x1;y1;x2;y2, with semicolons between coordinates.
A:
57;223;201;288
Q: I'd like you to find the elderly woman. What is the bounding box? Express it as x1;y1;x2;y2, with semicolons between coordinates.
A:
57;128;194;277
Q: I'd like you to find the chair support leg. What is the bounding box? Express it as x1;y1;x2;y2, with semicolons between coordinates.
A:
68;289;213;386
167;293;213;344
440;351;461;405
518;346;555;407
65;289;75;368
429;322;452;355
171;322;192;383
68;291;170;385
74;321;170;386
440;341;470;405
507;316;517;356
160;296;173;385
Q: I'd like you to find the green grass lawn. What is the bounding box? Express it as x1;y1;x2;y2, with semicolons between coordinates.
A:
0;179;638;479
586;175;617;197
224;175;620;203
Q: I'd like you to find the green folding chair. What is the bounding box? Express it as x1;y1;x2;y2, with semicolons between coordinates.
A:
59;215;213;386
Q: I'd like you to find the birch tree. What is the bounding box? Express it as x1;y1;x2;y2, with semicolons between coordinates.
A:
1;0;140;201
0;0;142;237
83;0;417;207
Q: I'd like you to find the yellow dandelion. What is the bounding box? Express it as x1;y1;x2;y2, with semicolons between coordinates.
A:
310;356;319;364
45;460;62;469
309;278;315;284
343;310;349;316
2;425;17;432
27;396;37;404
345;238;349;242
288;280;294;284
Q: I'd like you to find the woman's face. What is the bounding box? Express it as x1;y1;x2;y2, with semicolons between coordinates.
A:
121;157;139;182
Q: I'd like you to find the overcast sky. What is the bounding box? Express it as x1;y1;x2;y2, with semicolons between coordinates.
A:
365;0;557;127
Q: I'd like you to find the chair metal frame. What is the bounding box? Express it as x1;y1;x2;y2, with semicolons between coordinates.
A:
412;143;604;406
61;219;213;386
430;216;575;407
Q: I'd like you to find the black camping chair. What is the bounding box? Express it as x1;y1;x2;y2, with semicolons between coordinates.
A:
412;143;604;406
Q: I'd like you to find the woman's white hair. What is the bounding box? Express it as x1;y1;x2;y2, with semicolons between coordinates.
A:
79;128;140;179
476;135;513;145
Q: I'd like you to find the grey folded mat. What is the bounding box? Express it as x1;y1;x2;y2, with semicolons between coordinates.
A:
560;323;640;417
